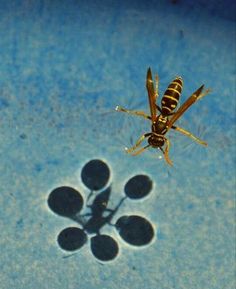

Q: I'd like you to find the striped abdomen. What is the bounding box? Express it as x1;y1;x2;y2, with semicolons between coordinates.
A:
161;77;183;115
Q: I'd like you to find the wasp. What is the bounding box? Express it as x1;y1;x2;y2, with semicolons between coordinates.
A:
115;67;210;166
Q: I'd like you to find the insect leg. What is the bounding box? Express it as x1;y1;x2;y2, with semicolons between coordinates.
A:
107;197;127;226
110;196;126;214
115;106;151;120
171;125;207;146
160;138;173;166
129;144;151;156
125;133;151;154
86;190;94;206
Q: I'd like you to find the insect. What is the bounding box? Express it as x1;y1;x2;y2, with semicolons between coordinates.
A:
116;67;210;166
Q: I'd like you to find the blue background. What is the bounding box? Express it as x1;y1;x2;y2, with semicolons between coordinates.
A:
0;1;235;288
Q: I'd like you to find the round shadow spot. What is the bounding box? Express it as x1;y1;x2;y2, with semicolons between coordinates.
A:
90;234;119;261
57;227;87;251
81;159;110;190
124;175;152;199
116;215;154;246
48;186;83;217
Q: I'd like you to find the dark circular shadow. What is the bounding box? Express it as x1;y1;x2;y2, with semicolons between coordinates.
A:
115;215;154;246
48;186;84;217
124;175;153;199
90;234;119;261
81;159;110;191
57;227;87;251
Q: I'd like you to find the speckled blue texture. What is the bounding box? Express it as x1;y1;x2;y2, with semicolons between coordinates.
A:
0;1;235;288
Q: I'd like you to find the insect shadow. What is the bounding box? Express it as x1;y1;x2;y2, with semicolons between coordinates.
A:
48;159;154;262
73;186;126;235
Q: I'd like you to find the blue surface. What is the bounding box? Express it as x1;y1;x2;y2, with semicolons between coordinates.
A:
0;1;235;288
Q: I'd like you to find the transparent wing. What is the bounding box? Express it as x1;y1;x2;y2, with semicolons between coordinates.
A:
167;85;210;130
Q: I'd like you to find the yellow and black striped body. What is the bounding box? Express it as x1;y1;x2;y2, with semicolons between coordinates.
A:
149;115;168;148
161;77;183;116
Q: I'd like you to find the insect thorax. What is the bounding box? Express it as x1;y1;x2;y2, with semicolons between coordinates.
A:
152;115;168;135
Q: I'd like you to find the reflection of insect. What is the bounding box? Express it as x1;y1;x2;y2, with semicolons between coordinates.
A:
116;67;210;166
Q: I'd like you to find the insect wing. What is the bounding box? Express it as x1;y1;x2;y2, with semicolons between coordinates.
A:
146;67;157;122
167;85;205;130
